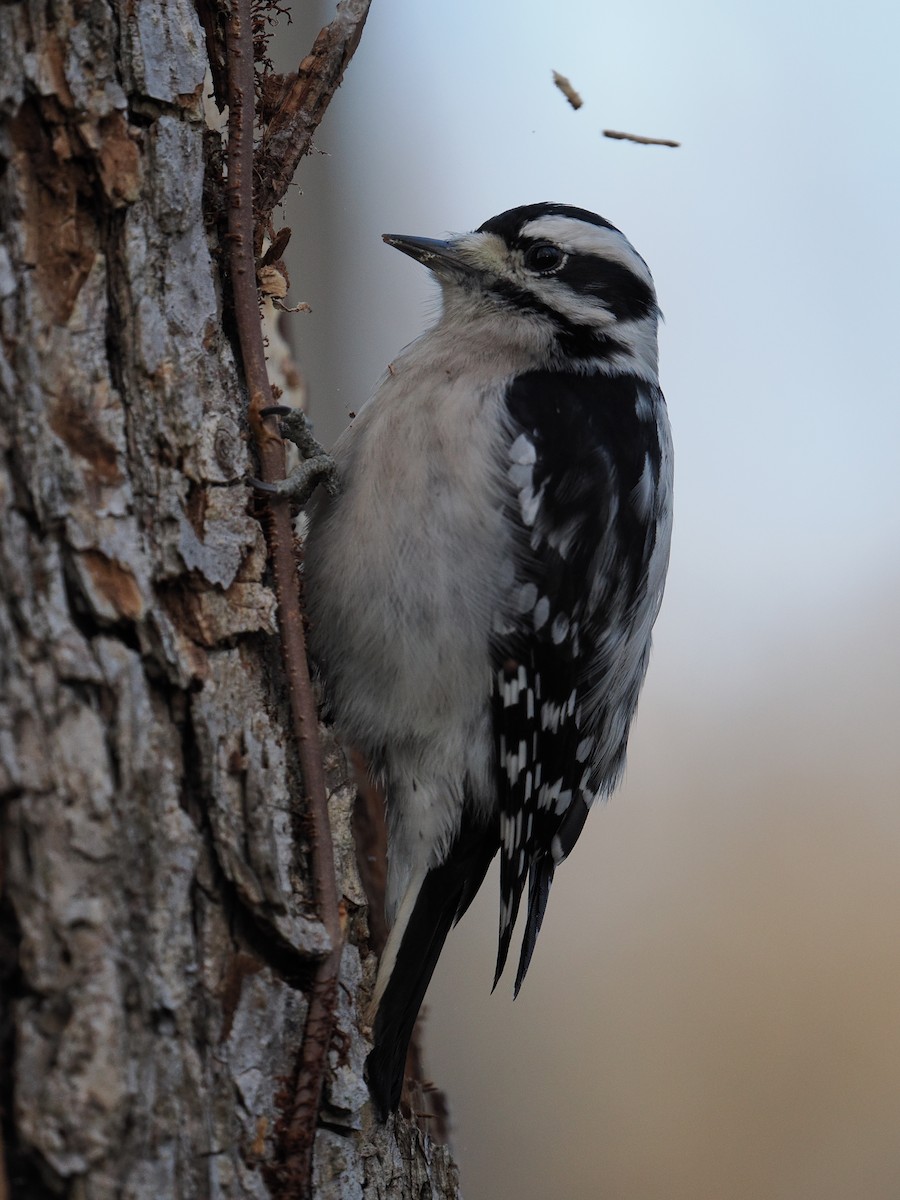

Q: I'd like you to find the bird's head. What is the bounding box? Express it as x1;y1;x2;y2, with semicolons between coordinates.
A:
384;202;660;381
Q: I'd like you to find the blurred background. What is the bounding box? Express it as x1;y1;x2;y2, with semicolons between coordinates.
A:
275;2;900;1195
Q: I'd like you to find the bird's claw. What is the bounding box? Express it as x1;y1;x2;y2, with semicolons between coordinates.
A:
251;408;340;503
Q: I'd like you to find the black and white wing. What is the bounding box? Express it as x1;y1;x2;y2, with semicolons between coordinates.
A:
492;369;671;993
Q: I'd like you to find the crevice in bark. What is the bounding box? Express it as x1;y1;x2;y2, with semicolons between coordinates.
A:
177;682;208;830
0;901;57;1200
59;547;143;658
102;210;129;410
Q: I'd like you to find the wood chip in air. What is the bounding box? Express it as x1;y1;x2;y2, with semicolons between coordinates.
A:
603;129;680;148
552;71;583;110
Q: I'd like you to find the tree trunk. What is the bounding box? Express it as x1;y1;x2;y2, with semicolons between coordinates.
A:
0;2;460;1196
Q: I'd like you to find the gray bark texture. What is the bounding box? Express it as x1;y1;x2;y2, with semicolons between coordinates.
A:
0;2;461;1197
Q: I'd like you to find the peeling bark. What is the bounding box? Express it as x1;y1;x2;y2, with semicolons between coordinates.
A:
0;2;460;1196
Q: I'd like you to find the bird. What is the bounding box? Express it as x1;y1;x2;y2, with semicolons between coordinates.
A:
288;202;673;1117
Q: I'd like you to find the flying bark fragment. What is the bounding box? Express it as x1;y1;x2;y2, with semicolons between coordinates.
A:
603;128;681;147
552;70;583;110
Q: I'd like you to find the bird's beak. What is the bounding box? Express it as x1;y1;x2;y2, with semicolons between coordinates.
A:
382;234;479;279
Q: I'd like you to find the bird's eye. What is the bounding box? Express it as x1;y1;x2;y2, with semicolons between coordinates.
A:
523;242;566;273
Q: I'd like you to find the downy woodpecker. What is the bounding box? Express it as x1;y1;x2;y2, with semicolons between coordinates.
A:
276;203;673;1116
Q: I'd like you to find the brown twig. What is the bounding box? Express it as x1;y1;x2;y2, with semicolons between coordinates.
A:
224;4;345;1196
254;0;373;223
603;128;681;147
552;70;583;110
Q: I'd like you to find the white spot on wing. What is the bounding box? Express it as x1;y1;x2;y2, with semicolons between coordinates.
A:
520;485;543;526
515;582;538;612
551;613;570;644
533;595;550;630
631;451;655;520
509;433;537;464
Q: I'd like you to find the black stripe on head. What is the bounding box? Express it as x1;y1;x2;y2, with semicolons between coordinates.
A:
554;252;657;322
476;205;656;326
487;278;626;361
477;203;622;240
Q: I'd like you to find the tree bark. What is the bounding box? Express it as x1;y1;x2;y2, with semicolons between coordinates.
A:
0;2;460;1196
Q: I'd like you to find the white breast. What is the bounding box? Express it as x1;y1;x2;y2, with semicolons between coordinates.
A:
304;345;512;770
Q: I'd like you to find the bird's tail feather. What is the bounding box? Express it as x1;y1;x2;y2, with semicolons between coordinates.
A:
514;856;555;995
367;811;497;1118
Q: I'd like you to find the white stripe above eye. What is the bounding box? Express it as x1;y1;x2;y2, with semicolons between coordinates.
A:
520;216;655;291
